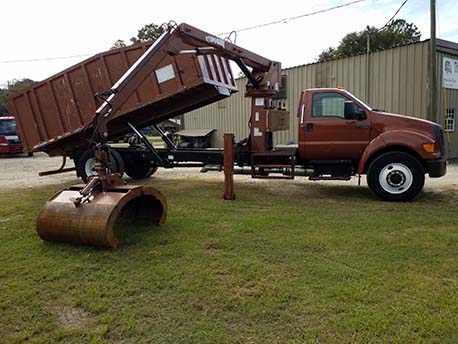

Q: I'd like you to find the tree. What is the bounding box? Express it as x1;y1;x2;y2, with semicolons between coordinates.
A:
130;23;165;44
0;78;35;116
111;22;165;50
317;19;421;62
0;89;9;116
317;47;338;62
110;39;127;50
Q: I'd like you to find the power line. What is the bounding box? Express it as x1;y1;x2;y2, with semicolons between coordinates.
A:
217;0;368;36
0;53;94;64
380;0;409;30
2;0;369;64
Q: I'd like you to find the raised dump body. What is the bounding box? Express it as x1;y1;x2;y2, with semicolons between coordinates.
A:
9;40;237;156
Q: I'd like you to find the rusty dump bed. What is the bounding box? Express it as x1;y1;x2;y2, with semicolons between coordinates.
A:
9;41;237;156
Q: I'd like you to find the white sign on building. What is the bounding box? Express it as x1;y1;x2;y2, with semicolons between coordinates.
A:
443;57;458;89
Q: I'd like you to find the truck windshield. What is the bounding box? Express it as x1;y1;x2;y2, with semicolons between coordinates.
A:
0;119;18;135
344;91;372;111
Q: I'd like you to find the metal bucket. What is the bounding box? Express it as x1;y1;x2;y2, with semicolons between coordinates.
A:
36;184;167;248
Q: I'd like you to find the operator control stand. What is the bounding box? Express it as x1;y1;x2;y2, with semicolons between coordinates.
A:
249;96;273;153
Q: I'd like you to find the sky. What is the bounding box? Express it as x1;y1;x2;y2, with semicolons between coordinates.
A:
1;0;457;87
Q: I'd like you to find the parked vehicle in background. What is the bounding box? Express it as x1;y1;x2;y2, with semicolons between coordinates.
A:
175;129;215;148
0;116;30;156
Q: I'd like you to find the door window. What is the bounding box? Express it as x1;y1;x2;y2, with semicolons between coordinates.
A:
312;92;347;118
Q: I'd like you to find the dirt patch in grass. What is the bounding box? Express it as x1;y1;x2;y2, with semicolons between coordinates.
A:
206;243;223;253
52;306;93;330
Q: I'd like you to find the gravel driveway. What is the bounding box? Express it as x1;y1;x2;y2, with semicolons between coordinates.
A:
1;152;457;194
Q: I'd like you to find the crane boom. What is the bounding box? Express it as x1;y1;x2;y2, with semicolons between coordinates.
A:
93;23;282;140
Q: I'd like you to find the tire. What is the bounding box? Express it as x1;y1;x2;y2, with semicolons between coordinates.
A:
77;148;125;183
110;149;125;176
367;152;425;202
27;152;33;157
125;161;158;179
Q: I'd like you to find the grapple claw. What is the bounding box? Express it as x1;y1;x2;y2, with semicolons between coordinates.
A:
36;184;167;248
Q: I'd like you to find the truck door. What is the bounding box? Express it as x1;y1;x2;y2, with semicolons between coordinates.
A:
298;91;371;160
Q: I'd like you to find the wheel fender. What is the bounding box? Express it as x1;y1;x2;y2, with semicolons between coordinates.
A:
358;130;433;174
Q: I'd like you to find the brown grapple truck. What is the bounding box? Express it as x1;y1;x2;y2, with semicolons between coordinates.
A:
8;23;446;247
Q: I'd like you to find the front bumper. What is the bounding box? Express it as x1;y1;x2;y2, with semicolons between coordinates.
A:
426;158;446;178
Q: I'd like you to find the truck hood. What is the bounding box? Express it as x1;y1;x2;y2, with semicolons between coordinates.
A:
370;111;438;138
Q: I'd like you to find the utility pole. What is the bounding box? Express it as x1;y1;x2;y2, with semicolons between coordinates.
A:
430;0;437;122
366;26;371;103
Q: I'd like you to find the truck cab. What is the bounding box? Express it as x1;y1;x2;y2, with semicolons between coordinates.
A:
0;116;25;155
296;88;446;201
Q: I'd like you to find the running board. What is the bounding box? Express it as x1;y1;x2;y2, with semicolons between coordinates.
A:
309;176;352;181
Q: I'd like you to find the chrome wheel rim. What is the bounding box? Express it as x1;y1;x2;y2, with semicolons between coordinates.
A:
84;158;97;178
379;163;413;194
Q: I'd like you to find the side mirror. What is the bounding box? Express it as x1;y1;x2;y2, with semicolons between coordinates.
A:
344;101;366;120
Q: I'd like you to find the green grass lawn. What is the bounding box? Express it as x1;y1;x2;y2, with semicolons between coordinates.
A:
1;177;458;343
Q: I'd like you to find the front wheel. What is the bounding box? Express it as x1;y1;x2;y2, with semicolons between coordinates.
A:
367;152;425;202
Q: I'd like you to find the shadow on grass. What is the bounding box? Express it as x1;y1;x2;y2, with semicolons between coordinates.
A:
35;221;165;255
115;221;164;247
418;189;458;203
301;183;458;204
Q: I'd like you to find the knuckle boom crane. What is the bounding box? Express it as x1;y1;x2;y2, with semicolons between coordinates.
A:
33;22;288;248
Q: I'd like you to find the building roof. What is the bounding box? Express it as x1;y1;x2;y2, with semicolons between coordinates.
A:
436;38;458;54
175;128;215;137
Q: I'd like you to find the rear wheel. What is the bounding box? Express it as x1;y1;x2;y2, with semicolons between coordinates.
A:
125;161;158;179
77;148;125;183
367;152;424;202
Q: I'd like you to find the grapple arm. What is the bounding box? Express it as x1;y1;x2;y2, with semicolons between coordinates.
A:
91;23;282;140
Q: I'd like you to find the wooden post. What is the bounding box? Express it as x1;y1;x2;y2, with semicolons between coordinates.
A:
366;26;371;104
223;133;235;200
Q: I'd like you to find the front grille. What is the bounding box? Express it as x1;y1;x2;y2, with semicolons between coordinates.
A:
7;139;20;144
434;125;445;157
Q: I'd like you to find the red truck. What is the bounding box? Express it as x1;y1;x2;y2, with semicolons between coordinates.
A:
8;23;446;205
0;116;26;155
292;88;446;201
